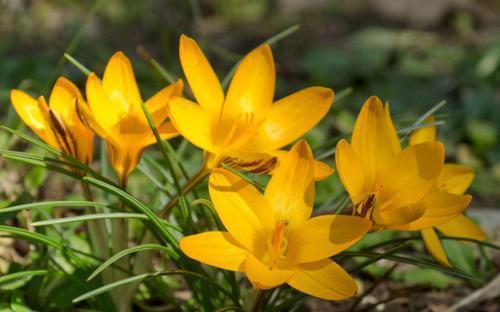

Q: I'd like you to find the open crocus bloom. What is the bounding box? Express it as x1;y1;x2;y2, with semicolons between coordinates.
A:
76;51;182;185
335;96;471;231
168;35;334;179
10;77;94;164
180;140;370;300
409;117;487;266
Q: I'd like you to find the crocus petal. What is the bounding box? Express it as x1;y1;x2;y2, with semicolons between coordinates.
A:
222;150;278;175
409;116;436;145
180;231;248;272
268;150;334;181
421;228;451;267
76;98;116;145
244;254;294;289
241;87;334;151
437;164;474;195
35;97;62;150
265;140;314;227
335;139;367;201
287;259;358;301
287;215;371;264
49;77;84;122
145;79;183;126
10;90;48;140
179;35;224;119
391;192;471;230
374;202;426;227
437;214;487;241
209;168;274;254
106;142;142;185
168;96;214;152
351;97;401;187
86;73;127;129
102;51;142;110
377;142;444;211
141;122;179;147
223;44;275;126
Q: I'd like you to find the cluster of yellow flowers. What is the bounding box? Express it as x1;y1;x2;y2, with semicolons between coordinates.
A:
10;35;487;301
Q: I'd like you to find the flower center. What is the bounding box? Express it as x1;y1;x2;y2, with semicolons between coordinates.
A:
354;194;376;219
266;220;289;269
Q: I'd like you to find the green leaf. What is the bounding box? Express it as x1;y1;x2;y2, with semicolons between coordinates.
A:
87;244;178;281
0;270;48;286
0;225;61;249
0;200;107;215
31;213;147;227
82;177;178;248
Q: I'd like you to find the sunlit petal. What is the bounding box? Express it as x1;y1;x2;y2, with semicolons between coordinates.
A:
244;253;294;289
287;215;370;263
351;96;401;186
409;116;436;145
288;259;358;301
437;214;487;241
145;79;183;126
180;231;248;272
377;142;444;211
209;169;273;254
241;87;333;151
265;140;314;227
179;35;224;119
437;164;474;195
102;51;142;110
421;228;450;267
335;139;367;201
168;96;214;152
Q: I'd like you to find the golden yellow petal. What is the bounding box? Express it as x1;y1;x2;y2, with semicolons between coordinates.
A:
287;259;358;301
335;139;367;201
437;214;487;241
265;140;315;227
351;96;401;187
437;164;474;195
102;51;142;110
222;150;278;175
377;142;444;211
180;231;248;272
141;122;179;147
10;90;48;139
209;168;274;254
86;73;127;129
409;116;436;145
421;228;451;267
267;149;334;181
145;79;183;126
222;44;275;128
168;96;214;152
391;192;471;230
241;87;334;151
49;76;84;122
287;215;370;263
244;253;294;289
179;35;224;120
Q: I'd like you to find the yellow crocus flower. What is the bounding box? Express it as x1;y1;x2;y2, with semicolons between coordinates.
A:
335;96;471;231
409;116;487;266
180;140;370;300
75;51;182;186
168;35;334;179
10;77;94;164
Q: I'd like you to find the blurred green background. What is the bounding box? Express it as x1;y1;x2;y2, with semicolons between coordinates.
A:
0;0;499;206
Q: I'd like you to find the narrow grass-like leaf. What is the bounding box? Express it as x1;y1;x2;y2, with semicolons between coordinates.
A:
31;213;147;227
87;244;178;281
0;200;106;215
347;242;412;274
220;163;264;191
64;53;91;76
73;270;234;303
222;24;300;88
0;225;61;249
83;177;178;247
0;270;48;285
140;101;190;218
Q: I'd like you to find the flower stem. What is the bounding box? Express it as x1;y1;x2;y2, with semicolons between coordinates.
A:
159;163;211;219
249;289;267;312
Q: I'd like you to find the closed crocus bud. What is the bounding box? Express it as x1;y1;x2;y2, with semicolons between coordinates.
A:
10;77;94;165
